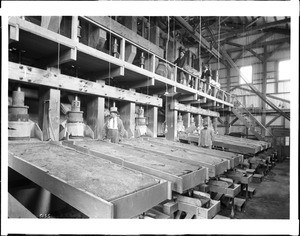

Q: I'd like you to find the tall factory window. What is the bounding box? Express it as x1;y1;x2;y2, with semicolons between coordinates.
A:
240;65;253;84
278;60;291;81
278;60;290;93
285;136;290;146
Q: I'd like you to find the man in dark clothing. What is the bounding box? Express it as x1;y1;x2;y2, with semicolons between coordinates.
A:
200;65;212;95
174;48;187;84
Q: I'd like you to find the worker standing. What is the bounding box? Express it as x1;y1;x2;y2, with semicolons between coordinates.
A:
200;64;212;95
174;47;187;84
198;121;214;149
102;106;126;143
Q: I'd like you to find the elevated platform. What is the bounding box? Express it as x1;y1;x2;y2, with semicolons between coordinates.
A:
9;16;233;108
63;140;207;193
8;141;169;218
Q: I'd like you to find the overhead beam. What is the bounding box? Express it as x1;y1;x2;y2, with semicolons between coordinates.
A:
219;18;290;40
264;27;290;35
227;38;290;53
170;101;220;117
248;49;264;63
9;62;162;107
231;33;273;62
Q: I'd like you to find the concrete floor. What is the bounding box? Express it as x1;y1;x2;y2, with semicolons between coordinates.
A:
222;159;290;219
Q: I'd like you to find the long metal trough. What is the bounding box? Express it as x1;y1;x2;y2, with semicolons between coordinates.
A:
178;133;263;155
120;138;229;177
8;141;169;218
146;138;243;169
63;140;207;193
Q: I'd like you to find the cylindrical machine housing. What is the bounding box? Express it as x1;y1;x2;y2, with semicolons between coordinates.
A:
8;121;31;140
8;112;29;122
12;90;25;107
136;117;146;126
66;123;85;138
67;111;84;123
9;88;29;122
9;106;29;115
67;96;83;123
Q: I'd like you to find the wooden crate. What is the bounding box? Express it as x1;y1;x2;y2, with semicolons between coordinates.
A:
209;182;241;198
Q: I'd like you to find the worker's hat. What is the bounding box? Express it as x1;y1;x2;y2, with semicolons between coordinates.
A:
110;106;118;114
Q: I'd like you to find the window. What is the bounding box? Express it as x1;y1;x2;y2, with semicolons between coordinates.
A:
240;65;253;84
285;137;290;146
278;60;291;81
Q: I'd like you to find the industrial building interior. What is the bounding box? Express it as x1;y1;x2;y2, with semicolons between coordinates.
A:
8;16;291;219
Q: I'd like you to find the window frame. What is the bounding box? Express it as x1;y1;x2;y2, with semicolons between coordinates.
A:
278;59;291;82
239;65;253;84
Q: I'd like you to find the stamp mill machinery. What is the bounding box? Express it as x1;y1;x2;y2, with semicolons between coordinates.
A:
8;16;274;219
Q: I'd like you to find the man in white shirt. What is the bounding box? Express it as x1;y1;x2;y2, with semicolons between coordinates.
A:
198;121;214;149
102;107;126;143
